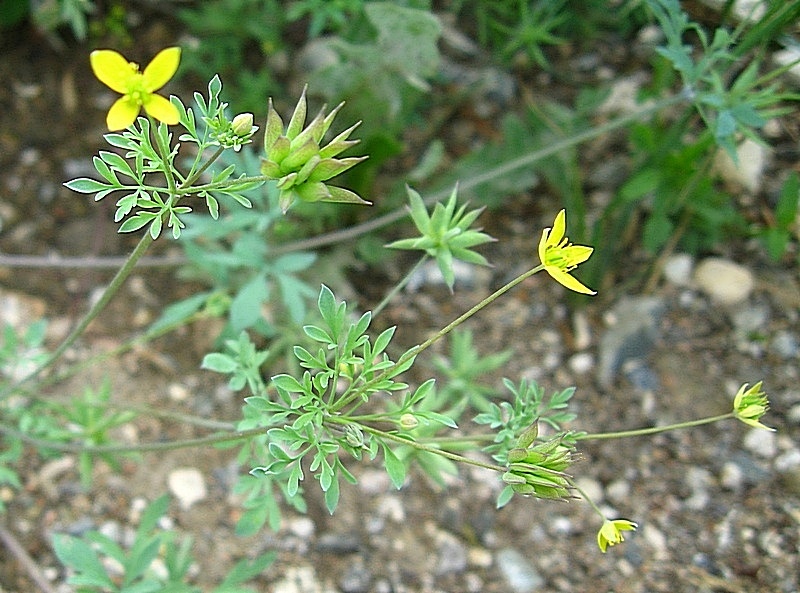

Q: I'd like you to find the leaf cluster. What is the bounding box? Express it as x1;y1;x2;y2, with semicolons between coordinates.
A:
64;76;262;240
474;378;578;464
387;185;495;290
649;0;800;159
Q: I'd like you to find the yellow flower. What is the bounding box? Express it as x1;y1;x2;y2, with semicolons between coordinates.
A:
733;381;774;431
597;519;637;553
538;209;596;295
90;47;181;131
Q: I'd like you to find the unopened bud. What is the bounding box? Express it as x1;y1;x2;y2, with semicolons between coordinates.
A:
231;112;254;136
399;413;419;430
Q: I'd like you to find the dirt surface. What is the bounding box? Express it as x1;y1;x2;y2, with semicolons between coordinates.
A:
2;8;800;593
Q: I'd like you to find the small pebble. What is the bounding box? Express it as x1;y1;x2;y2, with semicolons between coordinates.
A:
287;516;315;539
720;462;744;490
339;558;372;593
606;479;631;504
496;548;545;593
743;428;777;459
568;352;594;375
435;532;468;575
693;258;754;306
641;523;667;559
713;138;768;193
770;330;798;359
574;477;603;505
662;253;694;286
167;467;207;510
468;547;493;568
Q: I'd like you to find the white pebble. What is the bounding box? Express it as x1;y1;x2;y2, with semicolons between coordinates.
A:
568;352;594;375
743;428;777;459
605;479;631;504
713;138;768;193
720;462;744;490
662;253;694;286
167;467;207;510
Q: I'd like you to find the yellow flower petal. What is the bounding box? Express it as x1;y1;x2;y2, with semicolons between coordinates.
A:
550;209;566;244
91;49;137;94
142;47;181;92
143;93;180;125
106;96;140;131
546;266;596;295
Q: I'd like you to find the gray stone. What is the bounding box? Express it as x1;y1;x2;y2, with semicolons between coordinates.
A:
597;296;665;388
770;330;798;359
496;548;545;593
435;532;468;575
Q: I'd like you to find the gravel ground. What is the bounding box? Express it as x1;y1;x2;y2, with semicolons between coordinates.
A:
1;6;799;593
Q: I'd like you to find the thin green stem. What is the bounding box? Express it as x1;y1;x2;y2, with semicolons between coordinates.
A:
329;265;543;414
371;254;429;318
1;125;228;401
410;264;543;360
571;481;605;519
344;420;507;474
0;422;260;454
575;413;735;441
0;232;156;400
182;145;225;187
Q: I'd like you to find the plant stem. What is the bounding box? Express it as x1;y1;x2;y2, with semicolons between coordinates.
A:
575;413;735;440
0;232;155;400
409;265;543;361
329;265;543;414
371;254;429;318
350;421;507;473
571;481;605;519
0;126;229;401
0;422;261;454
183;145;225;187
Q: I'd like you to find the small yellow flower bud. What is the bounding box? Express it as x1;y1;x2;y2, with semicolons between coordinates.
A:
231;113;255;136
733;381;774;431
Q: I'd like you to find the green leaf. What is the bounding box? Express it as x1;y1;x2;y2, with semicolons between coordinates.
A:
101;150;137;180
776;172;799;227
93;154;121;185
303;324;333;345
123;538;162;585
205;193;219;219
230;275;269;332
271;374;305;393
324;474;340;514
372;326;396;358
149;214;163;240
202;353;238;374
52;533;115;589
118;213;156;233
148;291;212;334
64;177;114;194
215;552;276;591
381;443;406;489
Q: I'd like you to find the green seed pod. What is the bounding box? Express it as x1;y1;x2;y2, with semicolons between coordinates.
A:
516;422;539;449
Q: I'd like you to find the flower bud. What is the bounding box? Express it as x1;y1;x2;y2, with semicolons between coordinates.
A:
231;112;254;136
399;413;419;430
